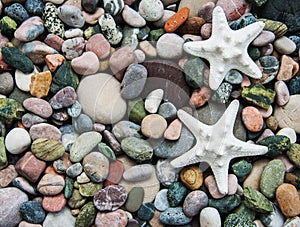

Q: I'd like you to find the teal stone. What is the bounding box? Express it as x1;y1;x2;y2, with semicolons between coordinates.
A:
98;142;116;161
137;202;155;221
243;186;273;213
229;13;257;30
233;203;256;221
75;202;97;227
167;182;188;207
0;98;25;124
248;46;261;60
258;135;291;157
289;76;300;95
231;160;252;182
224;213;256;227
79;181;103;197
224;70;243;85
0;16;17;38
64;176;74;199
51;61;79;94
208;194;241;213
84;24;101;39
260;159;286;199
0;137;7;170
121;137;153;162
287;143;300;168
149;28;165;41
183;58;205;89
1;46;34;73
160;207;193;225
128;98;147;124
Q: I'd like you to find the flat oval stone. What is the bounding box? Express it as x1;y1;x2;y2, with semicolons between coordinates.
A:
14;16;44;42
77;73;127;124
23;97;53;118
274;36;297;54
160;207;193;225
275;80;290;106
5;127;31;154
123;164;153;182
30;123;61;142
57;5;85;27
141;114;167;139
276;183;300;217
0;72;14;95
200;207;221;227
122;5;146;27
0;187;28;227
37;173;65;196
31;138;65;161
93;185;127;211
242;106;264;132
73;113;93;134
95;209;128;226
70;131;102;162
83;152;109;182
20;201;45;224
121;137;153;162
157;33;184;59
125;187;144;212
183;190;208;217
22;113;46;128
71;51;99;76
50;86;77;110
154;189;170;212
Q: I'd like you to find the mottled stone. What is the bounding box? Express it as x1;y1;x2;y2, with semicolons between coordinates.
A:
112;120;141;142
167;182;187;207
20;201;45;224
231;159;252;182
183;190;208;217
30;123;61;142
50;86;77;109
224;213;256;227
95;209;128;227
75;202;97;227
200;207;221;227
83;152;109;182
157;33;184;59
0;98;24;124
31;138;65;161
184;58;207;89
180;165;203;190
160;207;192;225
209;194;241;214
0;164;17;187
98;13;123;45
61;37;85;60
14;16;44;42
244;186;273;213
276;183;300;217
258;135;291;157
128;98;147;124
4;3;29;24
121;137;153;162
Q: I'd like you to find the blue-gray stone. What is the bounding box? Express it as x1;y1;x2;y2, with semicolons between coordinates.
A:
67;100;82;118
225;70;243;85
5;3;30;24
19;201;46;224
229;13;257;30
158;102;177;122
211;82;232;104
160;207;193;225
112;120;142;142
137;202;155;221
25;0;45;16
289;35;300;56
73;113;93;134
167;182;188;207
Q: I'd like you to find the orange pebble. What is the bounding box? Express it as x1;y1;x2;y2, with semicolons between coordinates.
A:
164;7;190;33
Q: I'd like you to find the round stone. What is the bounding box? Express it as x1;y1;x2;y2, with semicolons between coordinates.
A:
183;190;208;217
71;51;99;76
274;36;297;54
5;128;31;154
73;113;93;134
0;72;14;95
77;73;127;124
276;183;300;217
20;201;46;224
31;138;65;161
141;114;167;139
83;152;109;182
242;106;264;132
157;33;184;59
138;0;164;22
200;207;221;227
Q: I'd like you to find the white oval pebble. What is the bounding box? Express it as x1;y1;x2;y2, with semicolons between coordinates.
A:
274;36;297;55
64;28;84;38
200;207;221;227
15;67;39;92
276;127;297;143
138;0;164;22
275;80;290;106
145;89;164;113
5;128;31;154
122;5;146;27
157;33;184;59
123;164;153;182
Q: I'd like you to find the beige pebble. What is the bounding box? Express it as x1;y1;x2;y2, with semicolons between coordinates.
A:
243;159;269;190
37;173;65;196
277;55;299;81
139;40;157;58
276;127;297;143
141;114;167;139
164;118;182;140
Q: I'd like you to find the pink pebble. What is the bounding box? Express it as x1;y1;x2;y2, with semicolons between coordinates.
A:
44;34;64;52
242;106;264;132
200;23;212;40
86;34;111;59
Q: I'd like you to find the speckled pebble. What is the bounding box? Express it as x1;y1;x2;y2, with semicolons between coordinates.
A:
61;37;85;60
20;201;46;224
139;0;164;22
154;189;170;212
160;207;193;225
83;151;109;182
57;5;85;28
242;106;264;132
0;72;14;95
183;190;208;217
23;97;53;118
73;113;93;134
157;33;184;59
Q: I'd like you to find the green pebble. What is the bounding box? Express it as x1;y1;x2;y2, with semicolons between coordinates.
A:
167;182;188;207
75;202;97;227
128;98;147;124
257;18;288;37
84;25;100;39
243;186;273;213
64;176;74;199
241;84;276;109
234;202;256;221
121;137;153;162
51;61;79;94
224;213;256;227
149;28;164;41
125;187;144;212
79;181;103;197
98;142;116;161
209;194;241;214
0;98;25;125
0;137;7;170
1;46;34;73
184;58;205;89
287;143;300;168
231;160;252;182
8;87;32;104
258;135;291;157
248;46;261;60
0;16;17;38
260;159;286;199
68;189;87;209
31;138;65;161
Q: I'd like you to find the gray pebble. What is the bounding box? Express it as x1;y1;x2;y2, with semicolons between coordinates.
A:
154;189;170;211
66;163;83;178
0;72;14;95
112;120;142;142
22;113;47;128
73;113;93;134
158;102;177;122
224;70;243;85
67;100;82;118
160;207;192;225
57;5;85;28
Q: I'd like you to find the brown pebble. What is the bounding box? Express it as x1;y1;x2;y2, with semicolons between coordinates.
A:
180;165;203;190
29;71;52;98
276;183;300;217
242;106;263;132
164;118;182;140
104;159;124;186
45;54;66;72
189;86;211;108
277;55;299;81
149;210;164;227
42;193;67;212
0;164;18;187
177;17;205;35
37;173;65;195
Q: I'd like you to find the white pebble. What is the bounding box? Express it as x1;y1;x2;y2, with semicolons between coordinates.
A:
15;67;39;92
5;128;31;154
276;127;297;143
134;49;146;63
275;80;290;106
200;207;221;227
145;89;164;113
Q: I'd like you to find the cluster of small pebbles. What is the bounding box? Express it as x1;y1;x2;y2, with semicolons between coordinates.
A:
1;0;300;226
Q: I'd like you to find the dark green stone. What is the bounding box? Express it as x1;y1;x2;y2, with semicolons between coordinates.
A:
64;176;74;199
79;181;102;197
184;58;205;89
167;182;188;207
8;87;32;104
68;189;86;209
149;28;165;41
250;0;268;6
98;142;116;160
229;13;257;30
287;143;300;168
231;160;252;182
289;77;300;95
234;203;256;221
84;24;100;39
248;47;261;60
0;98;25;124
128;98;147;124
75;202;97;227
51;61;79;94
137;202;155;221
208;194;241;213
2;46;34;73
257;135;291;157
121;137;153;162
0;137;7;170
243;186;273;213
0;16;17;38
241;84;276;109
224;213;256;227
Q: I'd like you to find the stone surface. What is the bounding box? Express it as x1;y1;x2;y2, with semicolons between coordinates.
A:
242;106;264;132
276;183;300;217
123;164;153;182
125;187;144;212
200;207;221;227
0;164;18;187
71;51;99;76
83;152;109;182
243;186;273;213
154;189;170;212
5;127;31;154
180;165;203;190
42;193;66;212
121;137;153;162
31;138;65;161
75;202;97;227
160;207;193;225
23;97;53;118
20;201;45;224
141;114;167;139
157;33;184;59
37;173;65;195
183;190;208;217
43;207;75;227
95;209;128;227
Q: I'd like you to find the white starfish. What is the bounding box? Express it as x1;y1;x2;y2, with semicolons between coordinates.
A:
170;100;268;195
183;6;265;90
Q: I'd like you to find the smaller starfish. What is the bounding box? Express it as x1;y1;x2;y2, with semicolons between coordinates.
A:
183;6;265;90
170;100;268;195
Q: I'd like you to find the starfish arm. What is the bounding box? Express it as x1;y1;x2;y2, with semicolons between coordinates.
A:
214;100;240;131
183;40;212;58
208;61;228;90
211;6;231;35
177;109;210;137
237;21;265;44
229;137;269;157
170;145;202;168
210;160;230;195
235;54;262;79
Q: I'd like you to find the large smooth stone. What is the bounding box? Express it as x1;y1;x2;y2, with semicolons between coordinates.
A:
77;73;127;124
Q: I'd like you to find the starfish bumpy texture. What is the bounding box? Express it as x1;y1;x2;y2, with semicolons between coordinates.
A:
183;6;265;90
170;100;268;195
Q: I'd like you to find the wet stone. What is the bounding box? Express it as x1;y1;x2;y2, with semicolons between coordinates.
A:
184;58;206;89
125;187;144;212
112;120;141;142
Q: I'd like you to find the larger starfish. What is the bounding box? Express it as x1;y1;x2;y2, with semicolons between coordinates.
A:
183;6;265;90
170;100;268;195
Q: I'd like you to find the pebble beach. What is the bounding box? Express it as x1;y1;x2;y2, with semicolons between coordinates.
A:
0;0;300;226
